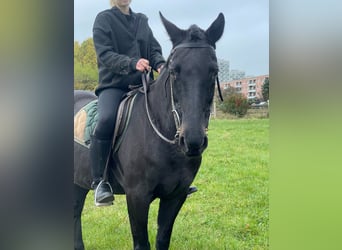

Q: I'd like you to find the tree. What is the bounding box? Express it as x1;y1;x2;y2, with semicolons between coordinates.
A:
262;77;269;101
74;38;98;90
79;38;97;68
74;41;80;65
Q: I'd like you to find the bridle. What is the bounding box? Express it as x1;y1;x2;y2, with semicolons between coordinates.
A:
142;42;223;145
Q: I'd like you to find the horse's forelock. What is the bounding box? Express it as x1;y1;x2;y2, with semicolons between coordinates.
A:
188;25;206;42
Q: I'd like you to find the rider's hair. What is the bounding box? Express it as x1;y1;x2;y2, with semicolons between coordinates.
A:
110;0;116;7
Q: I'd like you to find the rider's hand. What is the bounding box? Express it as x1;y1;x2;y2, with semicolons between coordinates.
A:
135;58;151;72
157;64;164;74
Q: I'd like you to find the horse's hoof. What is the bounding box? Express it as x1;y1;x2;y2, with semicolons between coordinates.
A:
187;186;198;197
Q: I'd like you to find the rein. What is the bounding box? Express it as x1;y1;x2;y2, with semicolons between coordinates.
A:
142;71;179;144
141;42;223;144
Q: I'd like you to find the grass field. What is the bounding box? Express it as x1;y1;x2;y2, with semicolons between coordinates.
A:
82;119;269;250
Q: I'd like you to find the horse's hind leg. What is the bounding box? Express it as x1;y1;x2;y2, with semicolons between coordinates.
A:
126;192;152;250
74;184;89;250
156;195;187;250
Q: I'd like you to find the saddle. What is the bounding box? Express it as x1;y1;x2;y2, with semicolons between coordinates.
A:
74;87;141;151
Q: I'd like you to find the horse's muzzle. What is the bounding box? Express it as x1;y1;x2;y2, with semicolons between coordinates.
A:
179;132;208;157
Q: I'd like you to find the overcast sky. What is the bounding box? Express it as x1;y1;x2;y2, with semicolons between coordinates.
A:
74;0;269;76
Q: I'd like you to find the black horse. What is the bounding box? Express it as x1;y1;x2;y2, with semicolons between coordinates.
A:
74;12;225;250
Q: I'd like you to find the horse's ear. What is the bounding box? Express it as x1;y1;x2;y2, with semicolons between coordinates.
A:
205;13;225;47
159;12;185;46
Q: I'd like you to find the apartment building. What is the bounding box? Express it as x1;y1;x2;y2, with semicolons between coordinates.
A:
221;74;269;100
218;59;230;82
229;69;245;80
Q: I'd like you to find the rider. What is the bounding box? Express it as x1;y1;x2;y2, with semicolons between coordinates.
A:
91;0;197;206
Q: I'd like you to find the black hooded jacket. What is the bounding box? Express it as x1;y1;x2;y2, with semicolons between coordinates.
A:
92;7;165;95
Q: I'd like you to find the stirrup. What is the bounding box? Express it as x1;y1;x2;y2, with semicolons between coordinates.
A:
94;180;114;207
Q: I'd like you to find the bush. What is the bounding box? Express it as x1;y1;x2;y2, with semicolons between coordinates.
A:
220;93;249;117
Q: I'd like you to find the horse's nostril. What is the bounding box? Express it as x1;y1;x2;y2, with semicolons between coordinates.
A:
178;132;208;157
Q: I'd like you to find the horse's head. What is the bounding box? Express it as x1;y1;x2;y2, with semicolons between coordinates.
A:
160;12;225;157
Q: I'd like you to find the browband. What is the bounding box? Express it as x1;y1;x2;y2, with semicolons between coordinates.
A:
171;42;214;53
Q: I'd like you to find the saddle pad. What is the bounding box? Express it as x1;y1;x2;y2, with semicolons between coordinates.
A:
74;92;138;149
74;100;98;147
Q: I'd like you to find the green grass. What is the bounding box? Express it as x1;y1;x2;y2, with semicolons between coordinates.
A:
82;119;269;250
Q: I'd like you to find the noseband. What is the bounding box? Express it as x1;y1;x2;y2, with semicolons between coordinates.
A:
142;42;223;145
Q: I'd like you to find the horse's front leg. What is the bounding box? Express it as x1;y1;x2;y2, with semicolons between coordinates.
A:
126;191;152;250
74;184;89;250
156;194;187;250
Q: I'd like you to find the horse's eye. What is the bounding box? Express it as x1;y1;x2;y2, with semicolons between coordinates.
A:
172;63;181;72
170;66;180;79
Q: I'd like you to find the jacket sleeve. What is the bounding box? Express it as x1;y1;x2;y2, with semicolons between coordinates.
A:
147;27;166;70
93;13;138;75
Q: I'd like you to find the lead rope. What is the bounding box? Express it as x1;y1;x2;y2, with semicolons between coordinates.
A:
142;71;179;144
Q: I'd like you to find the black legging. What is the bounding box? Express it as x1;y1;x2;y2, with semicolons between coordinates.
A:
94;88;126;140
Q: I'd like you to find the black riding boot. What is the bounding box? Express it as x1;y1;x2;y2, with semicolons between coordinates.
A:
90;136;114;206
